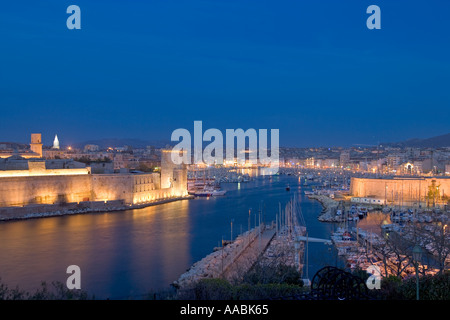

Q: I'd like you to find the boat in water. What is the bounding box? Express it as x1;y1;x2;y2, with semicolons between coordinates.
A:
190;184;227;197
191;190;213;197
211;189;226;196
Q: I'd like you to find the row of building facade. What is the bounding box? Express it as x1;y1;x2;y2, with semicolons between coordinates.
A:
280;147;450;176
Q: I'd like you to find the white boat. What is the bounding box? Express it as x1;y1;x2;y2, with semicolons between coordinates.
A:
212;189;226;196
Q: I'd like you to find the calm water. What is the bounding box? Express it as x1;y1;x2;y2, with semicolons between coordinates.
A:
0;175;340;299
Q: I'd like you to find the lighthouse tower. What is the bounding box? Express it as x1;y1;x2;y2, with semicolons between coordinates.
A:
53;134;60;149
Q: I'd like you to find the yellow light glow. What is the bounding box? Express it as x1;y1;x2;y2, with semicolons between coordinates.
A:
0;168;90;178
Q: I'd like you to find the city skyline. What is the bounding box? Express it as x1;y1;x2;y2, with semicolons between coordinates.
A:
1;130;449;150
1;1;449;147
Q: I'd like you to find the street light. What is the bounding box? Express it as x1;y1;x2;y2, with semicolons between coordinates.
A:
412;245;422;300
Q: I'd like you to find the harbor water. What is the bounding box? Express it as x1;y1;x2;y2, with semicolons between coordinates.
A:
0;175;341;299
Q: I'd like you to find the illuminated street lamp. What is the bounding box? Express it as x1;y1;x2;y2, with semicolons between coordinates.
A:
412;245;422;300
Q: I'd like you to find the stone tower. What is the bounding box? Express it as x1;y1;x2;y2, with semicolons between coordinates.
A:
160;149;187;194
30;133;43;157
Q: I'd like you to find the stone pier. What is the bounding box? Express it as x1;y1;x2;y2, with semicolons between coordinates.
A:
173;225;277;289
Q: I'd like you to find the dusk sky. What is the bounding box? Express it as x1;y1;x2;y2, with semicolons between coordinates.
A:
0;1;449;147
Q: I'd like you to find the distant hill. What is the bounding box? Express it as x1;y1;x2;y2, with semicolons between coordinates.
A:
74;138;173;149
384;133;450;148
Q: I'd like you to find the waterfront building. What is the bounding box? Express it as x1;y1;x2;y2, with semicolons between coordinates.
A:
350;176;450;207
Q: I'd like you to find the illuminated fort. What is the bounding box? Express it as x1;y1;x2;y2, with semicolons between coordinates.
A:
0;134;188;208
350;176;450;207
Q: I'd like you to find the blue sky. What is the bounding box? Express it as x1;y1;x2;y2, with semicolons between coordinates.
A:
0;0;449;147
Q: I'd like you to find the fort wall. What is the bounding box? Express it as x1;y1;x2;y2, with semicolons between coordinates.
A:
350;177;450;206
0;174;92;207
0;171;187;207
0;150;188;210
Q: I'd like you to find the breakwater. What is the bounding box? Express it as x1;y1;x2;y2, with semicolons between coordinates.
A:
307;194;342;222
173;224;277;289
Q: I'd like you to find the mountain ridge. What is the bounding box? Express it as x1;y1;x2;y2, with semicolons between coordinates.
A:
383;133;450;148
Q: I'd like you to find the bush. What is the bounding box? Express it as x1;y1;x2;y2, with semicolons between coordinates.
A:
191;278;234;300
243;263;304;286
0;278;91;300
373;271;450;300
399;272;450;300
176;278;307;300
233;283;306;300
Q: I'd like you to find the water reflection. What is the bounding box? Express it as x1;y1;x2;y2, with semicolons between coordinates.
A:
357;211;392;234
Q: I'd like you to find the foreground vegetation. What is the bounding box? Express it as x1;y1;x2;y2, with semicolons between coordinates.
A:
370;271;450;300
1;267;448;300
0;279;91;300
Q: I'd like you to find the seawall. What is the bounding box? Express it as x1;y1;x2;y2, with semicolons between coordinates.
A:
0;196;193;222
173;224;277;289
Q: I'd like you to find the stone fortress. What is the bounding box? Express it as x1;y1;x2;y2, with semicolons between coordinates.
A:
0;134;188;210
350;176;450;207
